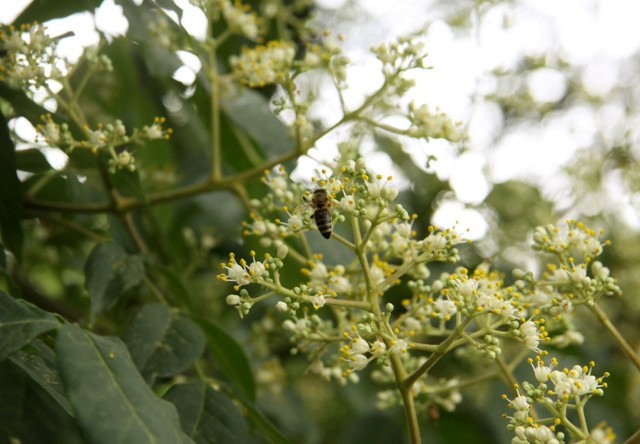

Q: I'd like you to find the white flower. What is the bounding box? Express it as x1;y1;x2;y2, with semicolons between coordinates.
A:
222;3;259;39
367;180;383;198
381;185;398;201
424;232;447;251
395;222;412;238
308;294;326;309
88;129;107;147
249;260;266;277
351;354;369;371
512;395;529;412
42;121;60;145
531;361;552;383
568;266;590;286
226;294;241;305
519;320;541;352
145;122;164;139
329;275;352;294
276;242;288;259
309;262;328;286
371;339;387;358
456;279;477;297
283;318;308;334
226;262;250;286
519;320;537;337
351;338;370;354
433;298;457;319
287;214;305;232
369;265;385;285
389;338;409;354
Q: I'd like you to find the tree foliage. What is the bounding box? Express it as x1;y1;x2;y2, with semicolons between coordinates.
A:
1;1;639;443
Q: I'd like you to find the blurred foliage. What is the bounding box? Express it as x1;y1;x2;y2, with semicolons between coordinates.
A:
1;0;640;443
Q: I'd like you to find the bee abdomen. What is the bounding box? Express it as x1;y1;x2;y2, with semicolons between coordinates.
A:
314;210;332;239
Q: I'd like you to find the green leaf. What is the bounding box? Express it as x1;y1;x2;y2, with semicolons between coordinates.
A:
123;304;206;382
0;291;59;362
15;148;53;174
164;382;251;444
9;340;74;417
238;395;294;444
106;160;146;201
0;110;24;261
14;0;103;26
56;324;193;444
0;83;50;124
149;265;195;311
84;242;145;316
0;359;84;443
195;319;256;401
221;88;294;156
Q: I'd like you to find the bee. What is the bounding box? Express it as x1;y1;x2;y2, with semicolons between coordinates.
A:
304;188;334;239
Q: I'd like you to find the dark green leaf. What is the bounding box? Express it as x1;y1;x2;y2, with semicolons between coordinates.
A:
195;319;256;401
9;340;74;416
0;359;84;443
238;394;294;444
148;265;194;311
0;83;49;124
84;242;145;316
0;290;59;362
56;324;193;444
165;382;251;444
221;88;294;156
123;303;206;382
15;148;53;173
106;159;146;201
14;0;103;26
0;110;24;261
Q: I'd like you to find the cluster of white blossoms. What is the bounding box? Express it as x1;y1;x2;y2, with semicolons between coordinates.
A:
35;114;171;174
504;357;612;444
230;41;297;87
217;156;624;434
2;23;171;175
0;23;59;87
407;102;465;142
219;161;470;386
0;24;112;88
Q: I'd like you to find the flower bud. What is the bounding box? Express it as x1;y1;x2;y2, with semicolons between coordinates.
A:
276;242;289;259
226;294;241;305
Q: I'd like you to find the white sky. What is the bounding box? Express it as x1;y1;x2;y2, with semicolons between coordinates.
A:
3;0;640;238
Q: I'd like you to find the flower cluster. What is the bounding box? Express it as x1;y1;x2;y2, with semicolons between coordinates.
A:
302;32;349;83
230;41;296;87
0;23;61;87
408;102;464;142
218;162;471;384
511;220;621;349
35;115;172;174
0;23;112;89
219;160;622;434
220;0;261;40
504;357;612;444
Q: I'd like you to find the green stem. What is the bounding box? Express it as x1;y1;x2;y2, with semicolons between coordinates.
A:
624;428;640;444
575;398;591;440
390;352;421;444
588;302;640;371
23;147;305;214
494;355;519;393
402;317;472;389
209;40;221;181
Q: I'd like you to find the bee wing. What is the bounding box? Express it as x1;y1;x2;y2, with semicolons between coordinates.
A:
293;201;311;214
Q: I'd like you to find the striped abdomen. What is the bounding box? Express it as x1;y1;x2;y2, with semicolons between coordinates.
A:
314;208;332;239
